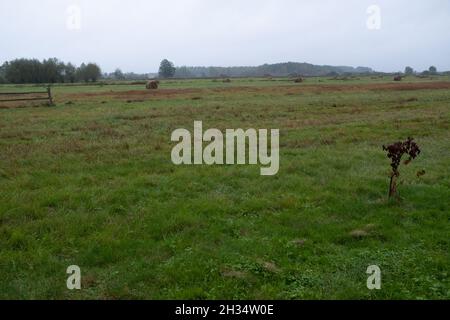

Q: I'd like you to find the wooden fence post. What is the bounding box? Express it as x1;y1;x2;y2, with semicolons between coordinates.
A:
47;86;54;105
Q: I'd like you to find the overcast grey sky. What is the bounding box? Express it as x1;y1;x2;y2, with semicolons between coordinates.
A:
1;0;449;73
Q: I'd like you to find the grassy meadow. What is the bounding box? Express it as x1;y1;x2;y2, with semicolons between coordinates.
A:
0;76;449;299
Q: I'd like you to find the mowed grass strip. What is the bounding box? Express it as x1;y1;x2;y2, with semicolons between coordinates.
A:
0;77;449;299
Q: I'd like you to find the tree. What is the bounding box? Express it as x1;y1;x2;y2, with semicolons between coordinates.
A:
429;66;437;75
64;63;77;83
4;59;41;83
159;59;176;78
113;68;125;80
404;66;414;75
85;63;102;82
77;63;101;82
42;58;63;83
76;63;89;82
0;63;7;83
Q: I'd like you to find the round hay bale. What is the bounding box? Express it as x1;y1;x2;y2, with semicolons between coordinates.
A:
146;80;159;89
294;77;304;83
393;76;402;81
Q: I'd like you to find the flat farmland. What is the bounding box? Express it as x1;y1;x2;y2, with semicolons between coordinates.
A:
0;77;449;299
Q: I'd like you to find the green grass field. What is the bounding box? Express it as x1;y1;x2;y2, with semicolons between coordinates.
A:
0;76;449;299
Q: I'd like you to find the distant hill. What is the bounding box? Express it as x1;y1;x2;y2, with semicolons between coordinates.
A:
174;62;373;78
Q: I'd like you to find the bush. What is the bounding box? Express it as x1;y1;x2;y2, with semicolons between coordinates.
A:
383;137;421;198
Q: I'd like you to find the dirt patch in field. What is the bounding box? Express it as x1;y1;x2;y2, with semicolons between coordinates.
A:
0;101;52;109
209;81;450;95
58;81;450;102
65;88;202;101
360;82;450;91
115;88;202;98
285;81;450;94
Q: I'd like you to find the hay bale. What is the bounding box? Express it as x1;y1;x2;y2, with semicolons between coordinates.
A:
393;76;402;81
146;80;159;89
222;78;231;83
294;77;304;83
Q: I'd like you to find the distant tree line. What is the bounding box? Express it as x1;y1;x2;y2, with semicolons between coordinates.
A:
173;62;374;78
174;63;449;79
103;68;155;81
403;66;442;76
104;59;176;80
1;58;447;84
0;58;102;84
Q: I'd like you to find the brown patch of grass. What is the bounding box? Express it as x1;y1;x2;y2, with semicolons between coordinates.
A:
66;88;201;101
349;224;377;239
291;239;307;246
261;261;281;273
349;229;369;239
50;140;85;154
115;115;149;121
221;269;247;279
320;139;336;146
81;274;98;288
72;122;124;138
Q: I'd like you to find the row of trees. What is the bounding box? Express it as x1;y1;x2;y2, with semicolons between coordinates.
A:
0;58;175;83
404;66;438;76
0;58;102;84
0;58;444;84
172;63;373;78
107;60;176;79
103;68;156;81
157;61;447;79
